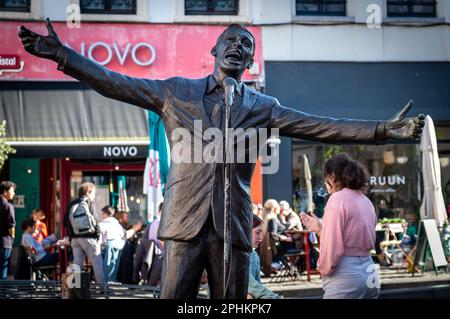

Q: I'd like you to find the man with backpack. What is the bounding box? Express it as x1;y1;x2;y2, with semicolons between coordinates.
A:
64;182;105;284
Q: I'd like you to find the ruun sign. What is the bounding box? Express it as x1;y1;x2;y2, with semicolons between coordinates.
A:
369;175;406;193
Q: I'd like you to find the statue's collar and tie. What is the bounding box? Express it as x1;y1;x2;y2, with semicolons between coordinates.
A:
206;75;243;96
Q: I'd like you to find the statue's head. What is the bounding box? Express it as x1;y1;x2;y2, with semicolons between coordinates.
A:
211;24;255;78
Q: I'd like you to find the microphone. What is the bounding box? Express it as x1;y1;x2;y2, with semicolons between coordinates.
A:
223;77;238;108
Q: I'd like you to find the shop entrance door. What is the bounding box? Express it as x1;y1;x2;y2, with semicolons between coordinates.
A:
60;160;145;237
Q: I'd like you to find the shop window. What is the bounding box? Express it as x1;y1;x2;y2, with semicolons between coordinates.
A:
0;0;30;12
438;142;450;215
292;143;421;223
71;170;148;223
436;126;450;142
185;0;239;15
436;127;450;211
80;0;136;14
295;0;346;16
387;0;437;18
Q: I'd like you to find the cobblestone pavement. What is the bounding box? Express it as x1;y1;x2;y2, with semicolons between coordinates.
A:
263;267;450;298
1;267;449;299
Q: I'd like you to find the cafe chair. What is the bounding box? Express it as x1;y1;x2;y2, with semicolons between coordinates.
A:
269;248;305;283
24;247;58;281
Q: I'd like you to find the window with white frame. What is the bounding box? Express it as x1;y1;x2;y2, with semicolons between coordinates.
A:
185;0;239;15
80;0;136;14
387;0;437;18
0;0;30;12
295;0;346;16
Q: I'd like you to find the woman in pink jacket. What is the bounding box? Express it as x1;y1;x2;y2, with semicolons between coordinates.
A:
301;153;380;299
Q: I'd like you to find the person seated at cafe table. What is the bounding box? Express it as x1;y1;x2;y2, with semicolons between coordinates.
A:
248;214;281;299
21;219;58;267
278;201;308;252
279;200;303;231
31;208;48;243
264;199;291;243
264;200;295;264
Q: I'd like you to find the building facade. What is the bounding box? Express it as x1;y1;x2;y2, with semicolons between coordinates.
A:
258;0;450;222
0;0;265;243
1;0;449;244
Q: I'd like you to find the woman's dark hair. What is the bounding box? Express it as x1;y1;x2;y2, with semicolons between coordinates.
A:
21;218;35;231
324;153;369;191
252;214;264;228
0;181;16;194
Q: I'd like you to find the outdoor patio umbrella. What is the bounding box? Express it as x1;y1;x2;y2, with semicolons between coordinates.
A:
419;115;447;227
143;111;170;222
117;176;130;213
303;154;313;213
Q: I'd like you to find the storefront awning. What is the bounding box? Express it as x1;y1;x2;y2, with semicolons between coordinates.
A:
1;81;150;158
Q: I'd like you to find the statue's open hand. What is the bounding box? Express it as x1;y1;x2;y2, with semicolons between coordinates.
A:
18;18;62;62
385;100;425;140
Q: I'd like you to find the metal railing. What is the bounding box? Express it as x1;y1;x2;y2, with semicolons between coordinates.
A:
0;280;61;299
0;280;160;299
90;283;160;299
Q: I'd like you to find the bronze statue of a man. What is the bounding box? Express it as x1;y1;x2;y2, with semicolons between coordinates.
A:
19;19;424;299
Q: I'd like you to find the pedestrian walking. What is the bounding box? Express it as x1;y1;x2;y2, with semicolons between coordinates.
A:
99;206;125;283
64;182;105;284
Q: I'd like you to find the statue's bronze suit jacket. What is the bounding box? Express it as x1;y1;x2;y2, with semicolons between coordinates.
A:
57;47;382;252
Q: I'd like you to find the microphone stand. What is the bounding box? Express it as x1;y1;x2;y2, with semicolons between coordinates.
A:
222;77;236;299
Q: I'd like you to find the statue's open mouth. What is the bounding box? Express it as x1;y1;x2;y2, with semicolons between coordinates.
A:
224;49;242;64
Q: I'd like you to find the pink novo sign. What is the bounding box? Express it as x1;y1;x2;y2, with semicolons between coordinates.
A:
0;22;262;81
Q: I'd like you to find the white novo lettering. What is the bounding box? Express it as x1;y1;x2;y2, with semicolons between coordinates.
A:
129;146;138;156
112;147;121;157
67;42;156;67
103;146;138;157
80;42;85;56
113;42;131;66
131;42;156;66
103;147;111;157
88;42;112;66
